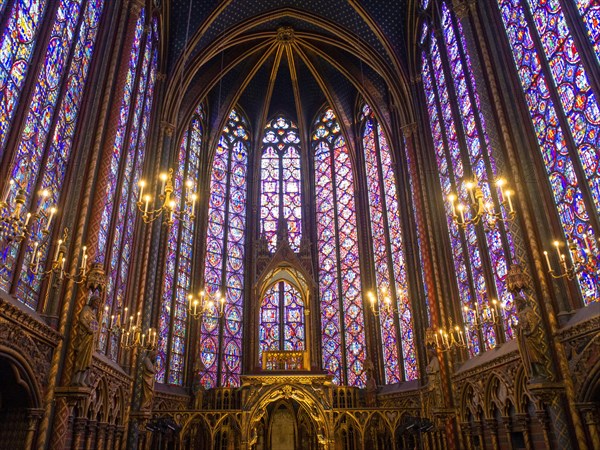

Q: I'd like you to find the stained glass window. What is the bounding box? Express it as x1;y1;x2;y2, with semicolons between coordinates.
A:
313;109;366;387
0;0;51;156
156;104;204;385
0;0;105;308
199;110;249;388
575;0;600;63
361;104;418;383
420;3;521;355
97;12;161;357
497;0;600;303
260;116;302;252
258;280;305;364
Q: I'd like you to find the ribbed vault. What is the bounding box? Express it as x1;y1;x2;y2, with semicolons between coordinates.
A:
162;1;418;147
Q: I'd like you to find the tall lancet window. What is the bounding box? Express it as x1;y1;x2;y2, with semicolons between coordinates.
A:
361;104;418;383
96;13;159;359
419;2;519;356
156;104;204;385
258;280;305;364
260;116;302;252
313;109;366;386
496;0;600;302
199;110;249;388
0;0;105;307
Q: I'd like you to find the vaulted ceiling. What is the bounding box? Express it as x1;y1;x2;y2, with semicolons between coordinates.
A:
163;1;418;146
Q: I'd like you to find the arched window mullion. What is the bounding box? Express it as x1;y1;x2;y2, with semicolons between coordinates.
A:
371;119;406;381
422;47;483;355
517;0;600;231
163;126;193;384
215;137;235;386
328;140;350;386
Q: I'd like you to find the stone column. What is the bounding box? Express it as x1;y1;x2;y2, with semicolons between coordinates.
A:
24;409;43;450
71;417;88;450
105;424;116;450
536;410;553;449
96;422;107;449
484;418;499;450
84;420;97;450
579;403;600;450
501;416;514;450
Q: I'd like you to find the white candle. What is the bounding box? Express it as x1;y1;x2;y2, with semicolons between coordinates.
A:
80;246;87;269
466;182;475;203
54;240;63;262
24;212;31;226
506;191;514;213
543;251;552;271
139;180;145;201
191;193;197;217
144;195;150;216
45;207;56;232
159;173;168;194
458;204;465;224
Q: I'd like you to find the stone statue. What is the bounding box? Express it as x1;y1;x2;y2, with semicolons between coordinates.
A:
365;360;377;407
425;344;442;407
515;295;548;381
192;357;205;409
141;348;157;410
71;295;100;387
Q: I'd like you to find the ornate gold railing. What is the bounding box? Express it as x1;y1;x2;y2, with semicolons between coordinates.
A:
262;350;309;371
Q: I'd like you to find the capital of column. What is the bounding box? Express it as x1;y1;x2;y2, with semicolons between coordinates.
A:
401;122;418;138
129;0;145;14
451;0;470;19
577;403;600;425
161;121;176;137
411;74;422;85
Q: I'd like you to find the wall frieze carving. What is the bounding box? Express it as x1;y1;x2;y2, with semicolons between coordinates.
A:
0;295;62;344
0;319;53;388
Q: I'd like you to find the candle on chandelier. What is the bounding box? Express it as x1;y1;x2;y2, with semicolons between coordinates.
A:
80;246;87;269
191;193;197;217
138;180;146;201
543;251;552;271
448;194;456;216
143;195;151;216
159;172;168;194
44;207;56;232
466;181;475;204
53;239;63;262
36;189;50;215
554;240;561;259
24;212;31;227
506;191;514;213
457;203;465;223
169;200;176;222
